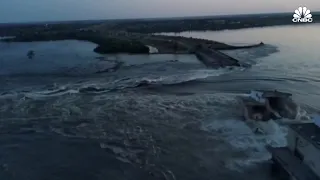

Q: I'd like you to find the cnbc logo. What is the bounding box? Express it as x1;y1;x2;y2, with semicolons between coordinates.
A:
292;7;313;23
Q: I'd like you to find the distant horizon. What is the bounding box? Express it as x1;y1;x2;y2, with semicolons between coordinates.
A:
2;0;320;23
2;10;320;25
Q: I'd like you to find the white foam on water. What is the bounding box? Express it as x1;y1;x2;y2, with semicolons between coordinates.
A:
0;89;80;100
0;93;18;99
295;105;312;121
0;67;237;100
202;118;288;172
146;45;159;54
141;67;243;86
276;105;313;124
24;89;79;98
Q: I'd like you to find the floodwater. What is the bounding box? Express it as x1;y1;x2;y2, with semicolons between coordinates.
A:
0;24;319;180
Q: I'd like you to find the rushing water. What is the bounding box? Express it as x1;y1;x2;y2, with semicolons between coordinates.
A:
161;24;320;109
0;24;319;180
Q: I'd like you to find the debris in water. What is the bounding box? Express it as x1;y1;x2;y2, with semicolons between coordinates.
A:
27;50;35;59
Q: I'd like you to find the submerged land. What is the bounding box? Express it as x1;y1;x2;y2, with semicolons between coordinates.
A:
1;12;319;68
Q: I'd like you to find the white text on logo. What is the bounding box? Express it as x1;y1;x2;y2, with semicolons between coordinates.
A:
292;7;313;23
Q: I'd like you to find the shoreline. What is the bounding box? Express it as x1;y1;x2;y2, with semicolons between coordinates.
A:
1;32;264;52
0;29;265;68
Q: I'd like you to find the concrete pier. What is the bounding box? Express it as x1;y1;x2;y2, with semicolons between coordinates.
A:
141;35;259;68
194;46;240;68
175;41;241;68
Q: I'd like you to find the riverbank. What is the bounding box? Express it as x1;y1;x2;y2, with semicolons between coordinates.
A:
150;34;264;50
1;31;264;52
95;13;320;33
1;31;150;54
2;33;263;68
0;27;265;68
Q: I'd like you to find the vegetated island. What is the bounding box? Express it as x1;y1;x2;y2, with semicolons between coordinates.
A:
1;31;150;54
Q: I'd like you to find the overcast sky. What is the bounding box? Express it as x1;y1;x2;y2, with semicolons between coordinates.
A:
0;0;319;23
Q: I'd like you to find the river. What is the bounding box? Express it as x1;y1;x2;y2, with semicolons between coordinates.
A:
161;24;320;110
0;24;319;180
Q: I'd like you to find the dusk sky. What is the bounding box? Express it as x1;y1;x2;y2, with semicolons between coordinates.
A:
1;0;320;23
